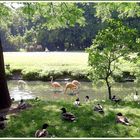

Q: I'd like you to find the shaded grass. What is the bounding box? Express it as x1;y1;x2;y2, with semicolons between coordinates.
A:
1;99;140;137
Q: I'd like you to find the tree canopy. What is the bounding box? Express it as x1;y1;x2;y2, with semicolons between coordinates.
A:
1;2;102;52
87;19;140;99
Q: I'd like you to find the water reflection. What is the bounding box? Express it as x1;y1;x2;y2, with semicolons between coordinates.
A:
7;80;139;102
10;86;33;101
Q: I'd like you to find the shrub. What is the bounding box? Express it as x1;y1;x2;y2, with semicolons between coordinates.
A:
22;69;41;80
5;69;12;79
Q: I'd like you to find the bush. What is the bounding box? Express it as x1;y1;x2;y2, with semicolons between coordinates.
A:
10;68;22;74
22;69;41;80
5;67;90;81
39;70;50;81
5;69;12;79
113;74;123;82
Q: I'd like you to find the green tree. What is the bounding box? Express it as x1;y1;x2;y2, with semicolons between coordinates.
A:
5;2;86;51
95;2;140;85
95;3;140;33
28;3;102;52
87;20;139;99
95;3;140;21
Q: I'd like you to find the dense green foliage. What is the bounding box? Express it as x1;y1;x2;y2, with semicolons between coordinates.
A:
87;19;140;99
1;99;140;137
2;3;100;52
86;3;140;99
1;2;140;53
1;3;102;52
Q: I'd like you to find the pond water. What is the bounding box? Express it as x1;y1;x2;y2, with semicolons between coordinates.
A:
8;80;139;102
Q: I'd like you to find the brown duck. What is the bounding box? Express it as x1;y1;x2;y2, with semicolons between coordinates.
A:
60;108;76;122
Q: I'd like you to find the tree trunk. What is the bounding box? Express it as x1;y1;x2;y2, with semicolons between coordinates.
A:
0;38;11;113
105;77;112;100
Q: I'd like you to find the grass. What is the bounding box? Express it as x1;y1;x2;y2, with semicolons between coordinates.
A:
4;52;88;69
3;52;137;81
1;99;140;137
4;52;89;81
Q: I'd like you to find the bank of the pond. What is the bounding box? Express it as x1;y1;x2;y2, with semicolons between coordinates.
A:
5;67;135;82
4;52;90;81
1;99;140;137
5;67;90;81
4;52;136;82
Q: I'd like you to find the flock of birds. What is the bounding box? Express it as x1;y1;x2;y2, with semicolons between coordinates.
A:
17;77;82;124
17;78;131;125
14;77;132;138
18;76;81;95
60;99;103;122
34;96;131;137
50;76;81;94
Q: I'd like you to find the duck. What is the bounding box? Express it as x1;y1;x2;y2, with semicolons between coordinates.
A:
93;104;104;114
60;108;76;122
116;113;130;125
35;123;49;137
18;80;27;89
73;98;81;107
85;96;90;102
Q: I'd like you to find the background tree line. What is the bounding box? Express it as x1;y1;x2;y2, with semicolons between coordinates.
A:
2;3;140;52
1;3;103;52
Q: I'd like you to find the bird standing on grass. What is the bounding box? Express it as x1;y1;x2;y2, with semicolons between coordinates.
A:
60;108;76;122
85;96;90;102
35;123;49;137
73;98;81;107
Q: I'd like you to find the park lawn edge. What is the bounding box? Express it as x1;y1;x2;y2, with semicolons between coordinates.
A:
1;99;140;137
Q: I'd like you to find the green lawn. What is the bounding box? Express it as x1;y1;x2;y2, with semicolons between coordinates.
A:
4;52;89;80
4;52;88;70
3;52;137;81
1;99;140;137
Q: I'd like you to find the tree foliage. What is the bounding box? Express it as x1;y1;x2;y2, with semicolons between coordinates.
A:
94;2;140;85
1;3;103;52
95;3;140;21
87;19;140;99
20;2;86;29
